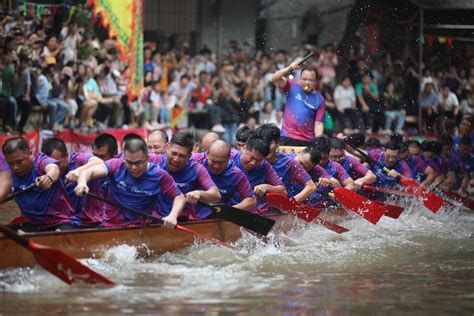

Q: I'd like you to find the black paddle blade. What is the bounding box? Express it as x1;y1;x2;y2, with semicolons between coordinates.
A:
210;204;276;236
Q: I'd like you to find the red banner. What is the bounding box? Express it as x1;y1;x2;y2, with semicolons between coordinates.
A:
0;130;40;154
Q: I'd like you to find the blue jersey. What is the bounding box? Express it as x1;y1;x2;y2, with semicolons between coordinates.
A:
270;152;310;198
12;153;78;227
103;159;180;226
368;149;412;188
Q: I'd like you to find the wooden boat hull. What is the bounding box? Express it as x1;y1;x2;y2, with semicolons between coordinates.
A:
0;213;297;270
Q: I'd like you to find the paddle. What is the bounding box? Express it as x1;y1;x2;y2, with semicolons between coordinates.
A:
333;188;385;224
440;190;474;211
343;140;444;213
86;192;240;250
0;183;37;204
266;192;349;234
199;201;275;236
0;225;115;285
370;200;405;219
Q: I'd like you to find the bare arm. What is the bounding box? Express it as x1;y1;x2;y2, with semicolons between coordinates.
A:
293;179;317;203
270;60;300;89
421;166;436;188
185;186;221;204
0;171;12;200
233;196;257;211
161;193;186;227
314;121;324;137
354;170;377;188
254;184;287;197
65;156;103;183
75;163;108;196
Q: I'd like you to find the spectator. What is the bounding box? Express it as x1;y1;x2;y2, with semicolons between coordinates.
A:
439;83;460;134
333;77;358;133
12;55;31;134
382;81;405;134
419;82;439;134
355;72;383;133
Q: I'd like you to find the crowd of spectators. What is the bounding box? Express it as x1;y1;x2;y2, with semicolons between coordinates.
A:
0;7;473;144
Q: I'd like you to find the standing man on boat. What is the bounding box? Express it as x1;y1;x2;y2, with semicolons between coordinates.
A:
270;59;325;146
203;140;256;211
257;124;317;203
2;137;79;231
74;138;185;227
148;132;221;220
232;134;287;213
41;138;104;227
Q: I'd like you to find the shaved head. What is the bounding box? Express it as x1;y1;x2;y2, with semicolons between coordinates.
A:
201;132;220;151
207;140;231;175
208;139;230;158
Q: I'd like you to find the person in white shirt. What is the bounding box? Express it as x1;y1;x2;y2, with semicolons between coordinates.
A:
439;83;460;133
333;77;358;132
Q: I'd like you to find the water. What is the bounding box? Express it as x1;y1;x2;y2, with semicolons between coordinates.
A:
1;201;474;314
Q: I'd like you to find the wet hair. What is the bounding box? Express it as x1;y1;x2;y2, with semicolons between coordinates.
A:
347;132;365;148
92;133;118;157
399;142;409;153
460;135;471;146
170;131;195;153
256;124;280;144
301;146;322;165
124;138;148;156
310;137;331;154
123;133;142;144
439;134;454;147
236;126;254;143
329;138;344;150
365;138;381;149
389;133;403;146
408;140;421;148
41;138;68;157
2;137;29;155
384;140;400;151
245;135;270;157
149;129;169;143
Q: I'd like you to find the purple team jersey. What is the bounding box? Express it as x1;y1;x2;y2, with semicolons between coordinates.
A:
405;155;428;182
321;160;351;185
152;154;217;220
12;153;78;227
233;151;283;213
270;152;311;198
65;152;103;226
0;152;9;172
280;79;326;141
103;158;180;227
339;155;369;180
368;149;413;188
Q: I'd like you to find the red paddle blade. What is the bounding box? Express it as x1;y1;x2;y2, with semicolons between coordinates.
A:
9;215;27;225
442;191;474;210
266;193;320;222
400;179;444;213
333;188;385;224
29;241;115;285
175;225;240;251
267;193;349;234
371;200;404;219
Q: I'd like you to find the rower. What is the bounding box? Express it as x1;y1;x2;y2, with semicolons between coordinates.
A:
257;124;317;203
147;129;168;154
201;132;220;152
456;136;474;195
438;135;462;191
41;138;103;227
329;138;376;190
232;134;286;213
3;137;78;232
92;133;119;161
235;126;253;151
204;140;256;211
420;140;445;187
74;138;185;227
0;152;12;200
398;142;436;188
312;137;358;191
117;133;143;159
148;132;221;220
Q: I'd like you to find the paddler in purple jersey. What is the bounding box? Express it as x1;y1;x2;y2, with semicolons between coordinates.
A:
329;138;376;190
2;137;79;232
398;142;436;187
270;57;326;146
0;151;12;200
146;132;221;220
257;123;317;202
74;138;185;227
41;138;104;227
147;129;169;154
203;140;256;211
232;134;287;214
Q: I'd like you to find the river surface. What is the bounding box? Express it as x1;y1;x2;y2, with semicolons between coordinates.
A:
0;199;473;314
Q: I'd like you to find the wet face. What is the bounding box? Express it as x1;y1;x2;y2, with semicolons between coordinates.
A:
5;150;34;177
296;152;315;172
408;145;421;157
92;145;113;161
124;151;148;178
300;69;317;93
49;149;69;175
166;144;191;173
319;152;329;166
329;148;345;164
147;133;167;154
384;149;399;167
240;148;264;171
207;148;229;175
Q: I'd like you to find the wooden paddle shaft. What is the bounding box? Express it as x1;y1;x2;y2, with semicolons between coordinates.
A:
0;225;30;248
